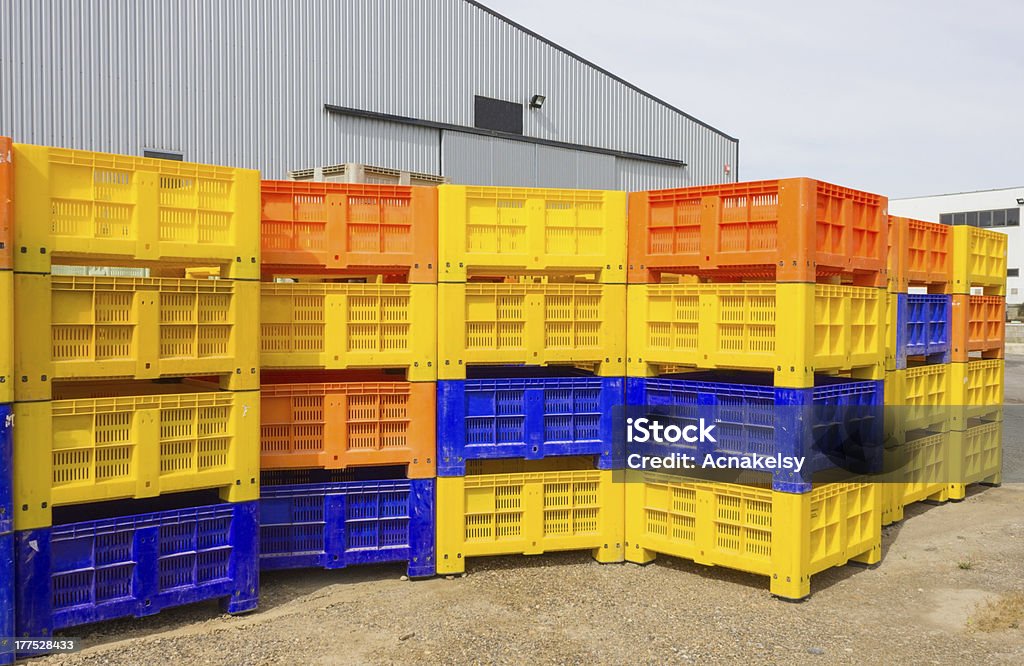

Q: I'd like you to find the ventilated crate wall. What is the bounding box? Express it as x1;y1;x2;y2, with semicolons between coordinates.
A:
438;282;625;380
260;381;434;477
0;270;10;404
14;501;258;640
260;181;437;282
881;431;951;525
0;404;11;535
437;374;623;475
626;373;884;492
11;142;260;278
437;186;627;282
951;295;1005;362
0;138;11;271
260;283;436;380
627;178;887;284
13;390;260;530
884;365;952;436
948;421;1002;499
627;283;885;387
624;472;880;599
887;293;952;370
952;227;1007;295
259;479;435;576
887;217;952;293
14;275;259;400
436;468;624;574
949;360;1004;428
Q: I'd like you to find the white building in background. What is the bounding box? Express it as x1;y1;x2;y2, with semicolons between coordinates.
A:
890;187;1024;305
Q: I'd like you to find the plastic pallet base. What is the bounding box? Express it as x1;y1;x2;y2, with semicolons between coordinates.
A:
624;472;881;600
437;373;624;476
259;479;435;578
14;501;258;648
627;373;884;493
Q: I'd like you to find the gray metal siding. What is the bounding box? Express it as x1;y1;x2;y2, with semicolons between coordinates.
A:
0;0;738;189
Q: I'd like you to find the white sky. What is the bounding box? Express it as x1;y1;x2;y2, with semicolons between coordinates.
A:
482;0;1024;198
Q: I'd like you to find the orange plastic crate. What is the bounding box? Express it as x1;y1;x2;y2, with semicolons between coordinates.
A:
951;295;1005;362
1;136;11;269
627;178;887;284
260;376;435;477
260;180;437;282
887;216;952;293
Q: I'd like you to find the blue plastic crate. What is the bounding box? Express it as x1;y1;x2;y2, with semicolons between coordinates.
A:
894;293;952;369
437;370;624;476
0;404;10;535
15;501;258;644
259;479;435;578
626;372;884;493
0;533;12;666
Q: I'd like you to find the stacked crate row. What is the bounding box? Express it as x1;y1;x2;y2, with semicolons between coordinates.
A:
881;218;1006;524
3;138;261;654
1;138;13;665
434;186;627;574
256;181;437;577
624;179;889;600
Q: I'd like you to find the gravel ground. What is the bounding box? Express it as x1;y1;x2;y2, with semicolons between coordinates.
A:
27;362;1024;665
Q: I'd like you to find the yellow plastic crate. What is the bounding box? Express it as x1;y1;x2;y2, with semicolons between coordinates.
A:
624;472;881;600
12;142;260;277
883;366;952;436
261;282;436;381
627;283;885;388
13;275;259;401
0;270;11;403
437;185;627;282
948;421;1002;500
951;226;1007;295
949;360;1004;429
881;431;950;525
13;387;261;530
436;469;624;574
438;281;625;380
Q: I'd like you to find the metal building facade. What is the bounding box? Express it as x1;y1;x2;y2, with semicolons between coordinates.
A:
0;0;738;189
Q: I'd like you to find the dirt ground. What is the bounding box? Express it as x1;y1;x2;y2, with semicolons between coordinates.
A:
33;360;1024;665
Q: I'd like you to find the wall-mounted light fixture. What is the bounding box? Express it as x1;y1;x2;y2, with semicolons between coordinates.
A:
1016;197;1024;205
529;94;546;109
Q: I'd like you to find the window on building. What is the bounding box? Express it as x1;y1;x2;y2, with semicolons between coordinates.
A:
143;149;184;161
1013;288;1019;295
474;96;524;134
1008;268;1020;277
940;207;1021;228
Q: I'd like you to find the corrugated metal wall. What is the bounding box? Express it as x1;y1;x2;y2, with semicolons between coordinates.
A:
0;0;738;189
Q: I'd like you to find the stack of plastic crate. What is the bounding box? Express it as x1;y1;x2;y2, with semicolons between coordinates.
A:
1;137;13;666
882;220;1006;524
625;179;889;600
257;181;437;578
5;139;261;652
434;185;627;574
